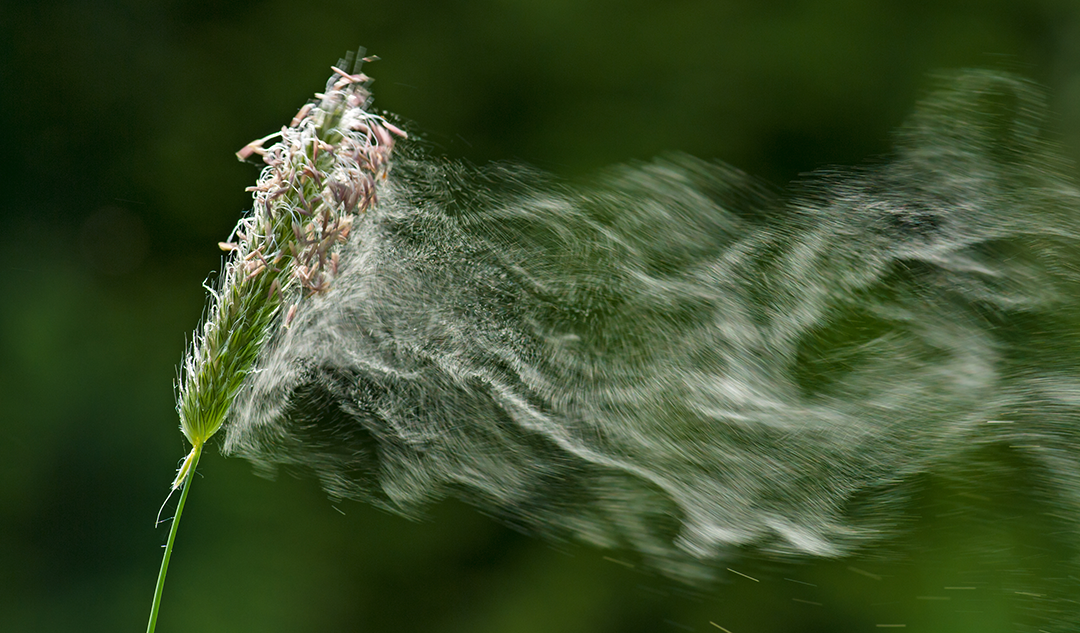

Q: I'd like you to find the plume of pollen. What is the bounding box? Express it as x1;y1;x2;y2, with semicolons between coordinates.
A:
220;70;1080;589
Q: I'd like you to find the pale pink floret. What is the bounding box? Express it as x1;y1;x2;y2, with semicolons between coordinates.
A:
223;61;404;316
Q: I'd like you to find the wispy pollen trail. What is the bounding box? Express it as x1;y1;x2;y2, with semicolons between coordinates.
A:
220;71;1080;602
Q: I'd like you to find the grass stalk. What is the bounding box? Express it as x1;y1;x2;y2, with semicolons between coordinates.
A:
146;445;202;633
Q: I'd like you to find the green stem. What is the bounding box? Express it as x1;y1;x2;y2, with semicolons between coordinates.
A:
146;444;202;633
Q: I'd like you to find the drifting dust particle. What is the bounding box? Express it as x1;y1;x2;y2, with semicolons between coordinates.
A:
603;556;635;569
785;578;817;587
848;566;883;581
726;568;759;582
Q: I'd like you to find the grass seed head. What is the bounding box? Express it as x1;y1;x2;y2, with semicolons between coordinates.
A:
174;54;405;471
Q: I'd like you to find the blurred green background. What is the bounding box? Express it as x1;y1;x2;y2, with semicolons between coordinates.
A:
2;1;1080;632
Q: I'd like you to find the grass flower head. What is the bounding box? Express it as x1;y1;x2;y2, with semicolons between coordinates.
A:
147;52;404;633
172;53;405;486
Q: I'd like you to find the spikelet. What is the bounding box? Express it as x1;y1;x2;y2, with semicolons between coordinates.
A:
171;54;406;488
